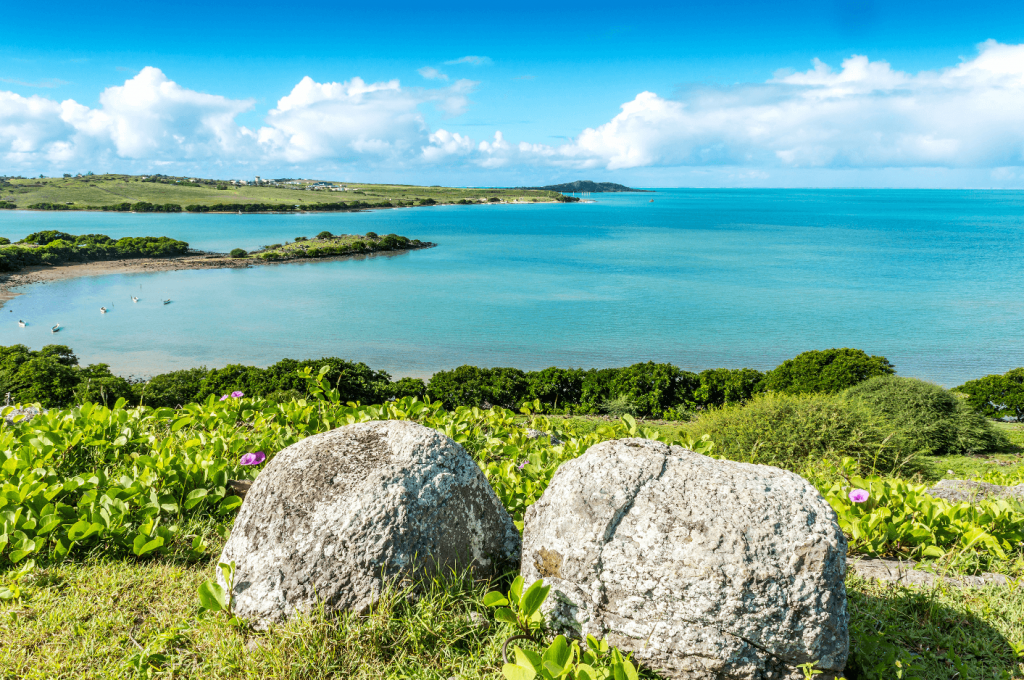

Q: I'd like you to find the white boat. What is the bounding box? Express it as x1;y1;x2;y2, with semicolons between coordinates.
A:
131;296;139;303
18;320;25;327
163;299;171;305
100;307;107;313
51;324;60;333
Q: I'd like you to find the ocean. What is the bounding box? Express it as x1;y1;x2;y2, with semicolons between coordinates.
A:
0;189;1022;386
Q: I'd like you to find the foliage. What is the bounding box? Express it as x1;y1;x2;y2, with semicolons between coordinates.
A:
502;635;639;680
693;367;765;408
761;348;896;395
686;391;920;476
483;575;549;636
845;376;1008;456
825;460;1024;565
0;232;189;273
426;365;530;410
228;248;247;258
956;367;1024;421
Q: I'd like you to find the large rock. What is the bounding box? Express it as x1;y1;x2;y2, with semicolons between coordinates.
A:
218;420;521;628
926;479;1024;504
522;438;848;680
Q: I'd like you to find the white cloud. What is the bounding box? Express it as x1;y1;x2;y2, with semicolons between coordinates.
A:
8;42;1024;186
422;129;473;161
561;40;1024;170
418;67;448;81
445;56;493;67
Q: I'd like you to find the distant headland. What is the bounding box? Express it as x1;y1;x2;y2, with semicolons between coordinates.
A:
514;180;652;193
0;174;574;212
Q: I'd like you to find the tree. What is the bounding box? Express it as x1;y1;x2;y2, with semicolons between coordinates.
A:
955;368;1024;421
693;368;765;408
229;248;247;258
761;348;895;395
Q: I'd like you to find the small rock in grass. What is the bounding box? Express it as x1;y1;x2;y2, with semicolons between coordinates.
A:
522;437;849;680
926;479;1024;503
851;558;1008;588
525;428;563;445
218;420;521;630
467;611;489;631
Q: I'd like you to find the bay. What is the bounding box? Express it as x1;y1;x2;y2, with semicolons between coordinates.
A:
0;189;1022;386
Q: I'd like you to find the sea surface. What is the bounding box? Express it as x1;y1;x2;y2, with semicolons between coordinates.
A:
0;189;1022;386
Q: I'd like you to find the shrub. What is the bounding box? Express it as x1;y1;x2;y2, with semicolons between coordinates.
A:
316;231;333;239
426;366;528;409
365;231;378;238
687;392;917;476
525;367;585;413
0;238;9;245
229;248;247;258
608;362;698;418
761;348;895;395
136;367;210;407
844;376;1007;456
383;377;427;400
600;394;637;417
693;367;764;408
955;368;1024;421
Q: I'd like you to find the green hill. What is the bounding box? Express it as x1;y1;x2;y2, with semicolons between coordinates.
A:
516;180;651;193
0;174;567;211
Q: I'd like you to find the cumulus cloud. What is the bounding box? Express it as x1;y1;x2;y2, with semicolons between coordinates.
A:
7;42;1024;183
562;40;1024;170
445;55;493;66
417;67;448;81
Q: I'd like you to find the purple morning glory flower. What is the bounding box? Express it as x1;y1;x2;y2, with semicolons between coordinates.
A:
517;459;528;470
240;451;266;466
231;391;244;398
219;394;230;401
849;489;869;503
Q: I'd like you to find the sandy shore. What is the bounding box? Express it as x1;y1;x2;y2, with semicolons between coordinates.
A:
0;248;431;309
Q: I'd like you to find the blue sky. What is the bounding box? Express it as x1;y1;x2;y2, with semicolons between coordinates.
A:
3;0;1024;187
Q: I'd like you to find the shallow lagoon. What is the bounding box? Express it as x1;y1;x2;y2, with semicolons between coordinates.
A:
0;189;1022;385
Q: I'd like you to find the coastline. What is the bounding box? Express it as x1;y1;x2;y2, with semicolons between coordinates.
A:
0;245;435;309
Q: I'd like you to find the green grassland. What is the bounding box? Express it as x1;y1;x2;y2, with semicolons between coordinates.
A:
0;175;562;210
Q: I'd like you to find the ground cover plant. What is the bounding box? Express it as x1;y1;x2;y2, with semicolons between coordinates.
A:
0;231;189;272
1;362;1024;677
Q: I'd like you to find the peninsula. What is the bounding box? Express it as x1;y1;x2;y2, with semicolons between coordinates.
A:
515;180;651;193
0;174;569;211
0;230;433;308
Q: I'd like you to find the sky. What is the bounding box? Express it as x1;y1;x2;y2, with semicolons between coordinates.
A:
3;0;1024;187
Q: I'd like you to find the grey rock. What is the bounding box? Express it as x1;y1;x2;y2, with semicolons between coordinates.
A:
851;558;1008;588
468;610;490;630
522;438;848;680
218;420;521;629
525;428;563;445
2;406;46;426
227;479;252;499
926;479;1024;504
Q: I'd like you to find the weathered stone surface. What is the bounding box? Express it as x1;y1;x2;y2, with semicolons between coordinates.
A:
2;406;46;426
926;479;1024;504
525;428;563;445
851;558;1008;588
522;438;848;680
219;420;521;629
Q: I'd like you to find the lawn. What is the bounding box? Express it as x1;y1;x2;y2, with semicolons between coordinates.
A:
0;175;562;211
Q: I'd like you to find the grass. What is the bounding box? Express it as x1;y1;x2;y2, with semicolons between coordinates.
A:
3;551;1023;679
0;175;563;211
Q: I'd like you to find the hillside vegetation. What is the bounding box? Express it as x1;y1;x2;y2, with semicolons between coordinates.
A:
0;174;565;211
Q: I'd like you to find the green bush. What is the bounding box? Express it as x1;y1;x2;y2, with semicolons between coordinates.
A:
229;248;247;258
426;366;528;409
955;368;1024;421
844;376;1007;456
693;367;764;408
687;392;917;476
136;367;210;407
761;348;895;395
316;231;333;239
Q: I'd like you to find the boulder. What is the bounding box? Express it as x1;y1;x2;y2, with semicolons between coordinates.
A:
218;420;521;629
522;438;848;680
926;479;1024;504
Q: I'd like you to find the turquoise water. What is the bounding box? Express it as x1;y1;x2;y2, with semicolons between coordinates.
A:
0;190;1022;386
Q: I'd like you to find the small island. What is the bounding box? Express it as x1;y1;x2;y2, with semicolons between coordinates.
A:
0;229;432;308
515;180;652;193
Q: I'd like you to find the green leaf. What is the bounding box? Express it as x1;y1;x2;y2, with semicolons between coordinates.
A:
483;591;509;607
542;635;571;669
219;496;242;511
494;607;519;625
171;417;193;432
184;488;209;510
501;664;537;680
67;519;91;541
510;575;524;603
132;534;164;556
197;580;228;611
516;647;543;670
520;580;551;618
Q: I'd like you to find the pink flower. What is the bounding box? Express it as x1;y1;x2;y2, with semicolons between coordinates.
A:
219;394;229;401
240;451;266;466
231;391;244;398
849;489;869;503
517;459;528;470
